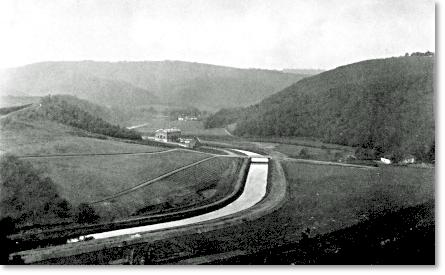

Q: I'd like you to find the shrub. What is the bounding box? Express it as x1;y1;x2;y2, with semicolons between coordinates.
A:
75;203;100;224
299;148;310;159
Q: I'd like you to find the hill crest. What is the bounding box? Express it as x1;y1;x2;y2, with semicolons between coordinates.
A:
0;60;307;110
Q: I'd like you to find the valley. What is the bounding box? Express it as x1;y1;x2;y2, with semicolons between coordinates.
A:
0;54;435;265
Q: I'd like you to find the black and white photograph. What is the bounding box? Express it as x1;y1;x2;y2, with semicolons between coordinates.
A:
0;0;438;266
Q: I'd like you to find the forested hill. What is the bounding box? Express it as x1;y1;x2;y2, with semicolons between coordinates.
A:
42;94;130;125
0;61;307;110
0;67;160;108
5;95;140;140
231;55;434;161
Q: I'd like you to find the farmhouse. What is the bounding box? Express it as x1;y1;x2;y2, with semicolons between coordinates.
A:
154;128;181;142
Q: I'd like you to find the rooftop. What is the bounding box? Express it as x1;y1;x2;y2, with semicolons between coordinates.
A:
155;128;181;133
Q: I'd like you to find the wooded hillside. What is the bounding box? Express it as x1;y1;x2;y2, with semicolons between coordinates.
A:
209;55;435;162
7;95;141;140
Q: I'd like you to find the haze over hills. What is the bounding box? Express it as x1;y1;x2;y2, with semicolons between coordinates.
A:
207;55;435;162
0;64;160;108
0;61;308;110
282;68;325;75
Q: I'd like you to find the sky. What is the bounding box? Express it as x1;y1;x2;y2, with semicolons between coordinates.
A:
0;0;435;70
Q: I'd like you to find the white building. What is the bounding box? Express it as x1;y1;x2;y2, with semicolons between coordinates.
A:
380;157;391;164
154;128;181;142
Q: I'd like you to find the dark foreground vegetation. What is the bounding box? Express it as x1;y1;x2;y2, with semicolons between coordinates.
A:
209;200;434;264
206;55;435;163
0;155;72;229
0;155;105;263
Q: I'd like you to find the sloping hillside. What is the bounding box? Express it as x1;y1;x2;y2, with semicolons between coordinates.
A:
42;94;130;125
0;61;306;110
0;95;40;108
3;95;141;141
0;96;164;156
227;56;434;161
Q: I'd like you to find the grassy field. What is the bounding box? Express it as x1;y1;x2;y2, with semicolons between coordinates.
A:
272;143;348;161
247;136;353;151
0;118;163;155
28;150;212;209
94;157;244;220
278;161;434;239
244;136;356;162
197;135;355;161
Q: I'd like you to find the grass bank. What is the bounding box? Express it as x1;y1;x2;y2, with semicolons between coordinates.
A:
28;150;211;206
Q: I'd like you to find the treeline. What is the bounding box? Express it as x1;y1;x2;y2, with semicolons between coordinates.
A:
47;94;130;125
167;106;207;120
17;95;141;140
406;51;434;57
207;55;435;162
204;107;245;128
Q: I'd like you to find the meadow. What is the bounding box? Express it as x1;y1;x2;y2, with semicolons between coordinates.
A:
1;118;163;156
279;161;434;239
272;143;348;161
28;150;212;208
94;157;244;220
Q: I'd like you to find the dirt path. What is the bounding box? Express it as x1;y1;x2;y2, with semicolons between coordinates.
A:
16;148;179;159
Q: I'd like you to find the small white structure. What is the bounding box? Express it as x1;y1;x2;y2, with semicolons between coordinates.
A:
380;157;392;164
400;155;415;164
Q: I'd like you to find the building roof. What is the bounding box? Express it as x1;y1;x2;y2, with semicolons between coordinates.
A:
155;128;181;133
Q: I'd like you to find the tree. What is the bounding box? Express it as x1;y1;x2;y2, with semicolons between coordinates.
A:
75;203;100;224
299;148;310;159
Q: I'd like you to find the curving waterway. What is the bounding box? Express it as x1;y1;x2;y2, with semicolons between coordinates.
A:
83;149;269;240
